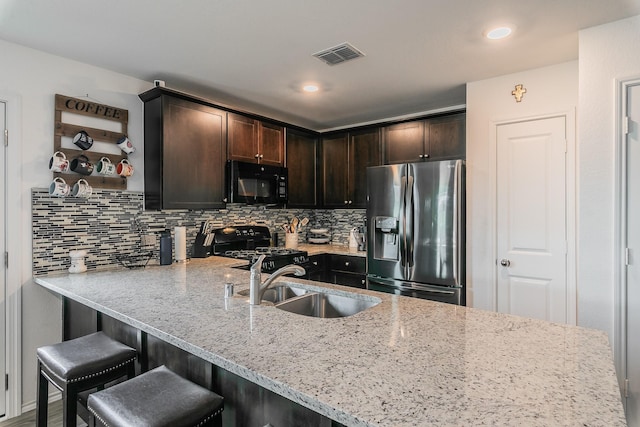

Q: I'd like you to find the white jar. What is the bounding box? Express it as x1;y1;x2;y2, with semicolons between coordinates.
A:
69;250;87;274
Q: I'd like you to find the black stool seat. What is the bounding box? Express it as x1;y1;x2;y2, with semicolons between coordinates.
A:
87;365;224;427
37;332;137;427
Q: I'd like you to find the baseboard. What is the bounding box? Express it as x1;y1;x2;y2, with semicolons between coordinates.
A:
21;390;61;413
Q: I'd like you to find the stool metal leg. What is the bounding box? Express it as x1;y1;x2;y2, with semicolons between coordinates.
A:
36;361;49;426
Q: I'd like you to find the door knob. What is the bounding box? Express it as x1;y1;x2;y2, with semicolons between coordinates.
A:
500;259;511;267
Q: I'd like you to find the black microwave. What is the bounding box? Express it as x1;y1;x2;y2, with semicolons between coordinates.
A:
226;160;288;205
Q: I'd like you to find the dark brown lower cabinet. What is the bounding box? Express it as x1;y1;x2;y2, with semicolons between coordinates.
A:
307;254;366;289
328;255;366;289
63;299;342;427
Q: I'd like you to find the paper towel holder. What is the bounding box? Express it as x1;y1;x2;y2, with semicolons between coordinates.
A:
173;226;189;263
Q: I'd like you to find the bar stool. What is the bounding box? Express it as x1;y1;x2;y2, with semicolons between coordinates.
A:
36;331;137;427
87;365;224;427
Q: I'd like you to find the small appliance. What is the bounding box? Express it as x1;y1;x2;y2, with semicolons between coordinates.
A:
226;160;288;205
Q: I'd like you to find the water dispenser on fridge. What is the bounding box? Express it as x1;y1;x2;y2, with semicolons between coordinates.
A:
372;216;399;261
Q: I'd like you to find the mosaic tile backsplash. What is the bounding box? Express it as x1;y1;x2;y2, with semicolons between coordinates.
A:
32;189;366;275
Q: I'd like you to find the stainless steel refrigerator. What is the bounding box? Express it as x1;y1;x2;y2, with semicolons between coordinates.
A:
366;160;465;305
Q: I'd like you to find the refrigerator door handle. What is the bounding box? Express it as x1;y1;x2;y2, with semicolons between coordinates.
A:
399;175;407;268
405;174;415;269
367;276;457;295
453;160;462;286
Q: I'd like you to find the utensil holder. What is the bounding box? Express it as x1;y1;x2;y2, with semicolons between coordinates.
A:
285;232;298;249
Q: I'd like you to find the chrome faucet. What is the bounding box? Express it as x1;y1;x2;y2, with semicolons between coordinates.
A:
249;255;306;305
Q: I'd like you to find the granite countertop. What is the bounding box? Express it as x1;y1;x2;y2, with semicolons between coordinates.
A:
298;243;366;257
34;258;625;427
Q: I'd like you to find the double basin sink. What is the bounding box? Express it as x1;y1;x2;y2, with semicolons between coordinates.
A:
239;283;380;318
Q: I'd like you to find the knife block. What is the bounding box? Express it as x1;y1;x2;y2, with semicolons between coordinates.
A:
192;232;212;258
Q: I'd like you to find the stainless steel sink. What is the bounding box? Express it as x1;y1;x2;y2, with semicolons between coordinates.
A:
238;283;380;318
237;284;306;304
275;291;380;318
262;285;307;303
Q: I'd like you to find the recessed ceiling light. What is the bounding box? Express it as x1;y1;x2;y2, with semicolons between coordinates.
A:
486;26;512;40
303;84;319;93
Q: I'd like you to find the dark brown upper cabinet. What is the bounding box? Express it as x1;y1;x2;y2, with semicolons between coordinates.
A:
383;112;465;164
322;128;381;208
286;129;319;208
140;89;227;210
228;112;284;166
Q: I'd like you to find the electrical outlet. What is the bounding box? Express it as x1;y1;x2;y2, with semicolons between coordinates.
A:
141;234;156;247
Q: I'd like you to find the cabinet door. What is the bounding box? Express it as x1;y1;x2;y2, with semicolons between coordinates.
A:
321;134;349;207
307;254;328;282
426;113;465;160
286;129;318;208
330;272;367;289
329;255;366;288
163;97;227;209
330;254;366;274
383;120;425;164
349;129;381;208
228;113;259;163
259;122;284;166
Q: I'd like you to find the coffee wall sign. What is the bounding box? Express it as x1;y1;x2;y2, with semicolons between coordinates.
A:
53;94;130;191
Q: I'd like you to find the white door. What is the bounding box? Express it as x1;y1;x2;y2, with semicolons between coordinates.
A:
625;82;640;426
0;100;6;417
496;116;567;323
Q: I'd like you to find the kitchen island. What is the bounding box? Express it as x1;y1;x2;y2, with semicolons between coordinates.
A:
34;257;625;426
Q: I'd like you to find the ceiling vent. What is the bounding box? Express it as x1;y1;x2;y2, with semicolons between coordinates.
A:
313;42;365;66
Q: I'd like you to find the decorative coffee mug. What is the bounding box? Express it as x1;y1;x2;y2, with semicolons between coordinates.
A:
96;157;116;175
49;151;69;173
71;179;92;198
117;159;134;177
70;154;94;175
73;130;94;150
49;177;70;197
117;135;135;154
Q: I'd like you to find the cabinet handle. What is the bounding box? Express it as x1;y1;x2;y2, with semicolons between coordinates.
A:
259;154;264;159
344;200;348;204
348;200;353;204
424;154;430;159
223;198;228;203
419;154;424;159
254;153;260;158
313;261;318;266
345;262;350;266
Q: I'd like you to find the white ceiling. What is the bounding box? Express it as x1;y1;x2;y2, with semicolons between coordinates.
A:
1;0;639;131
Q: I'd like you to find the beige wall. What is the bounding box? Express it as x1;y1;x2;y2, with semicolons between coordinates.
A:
0;39;148;409
466;61;578;311
466;13;640;352
577;15;640;348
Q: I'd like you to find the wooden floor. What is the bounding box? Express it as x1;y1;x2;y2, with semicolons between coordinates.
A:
0;401;87;427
